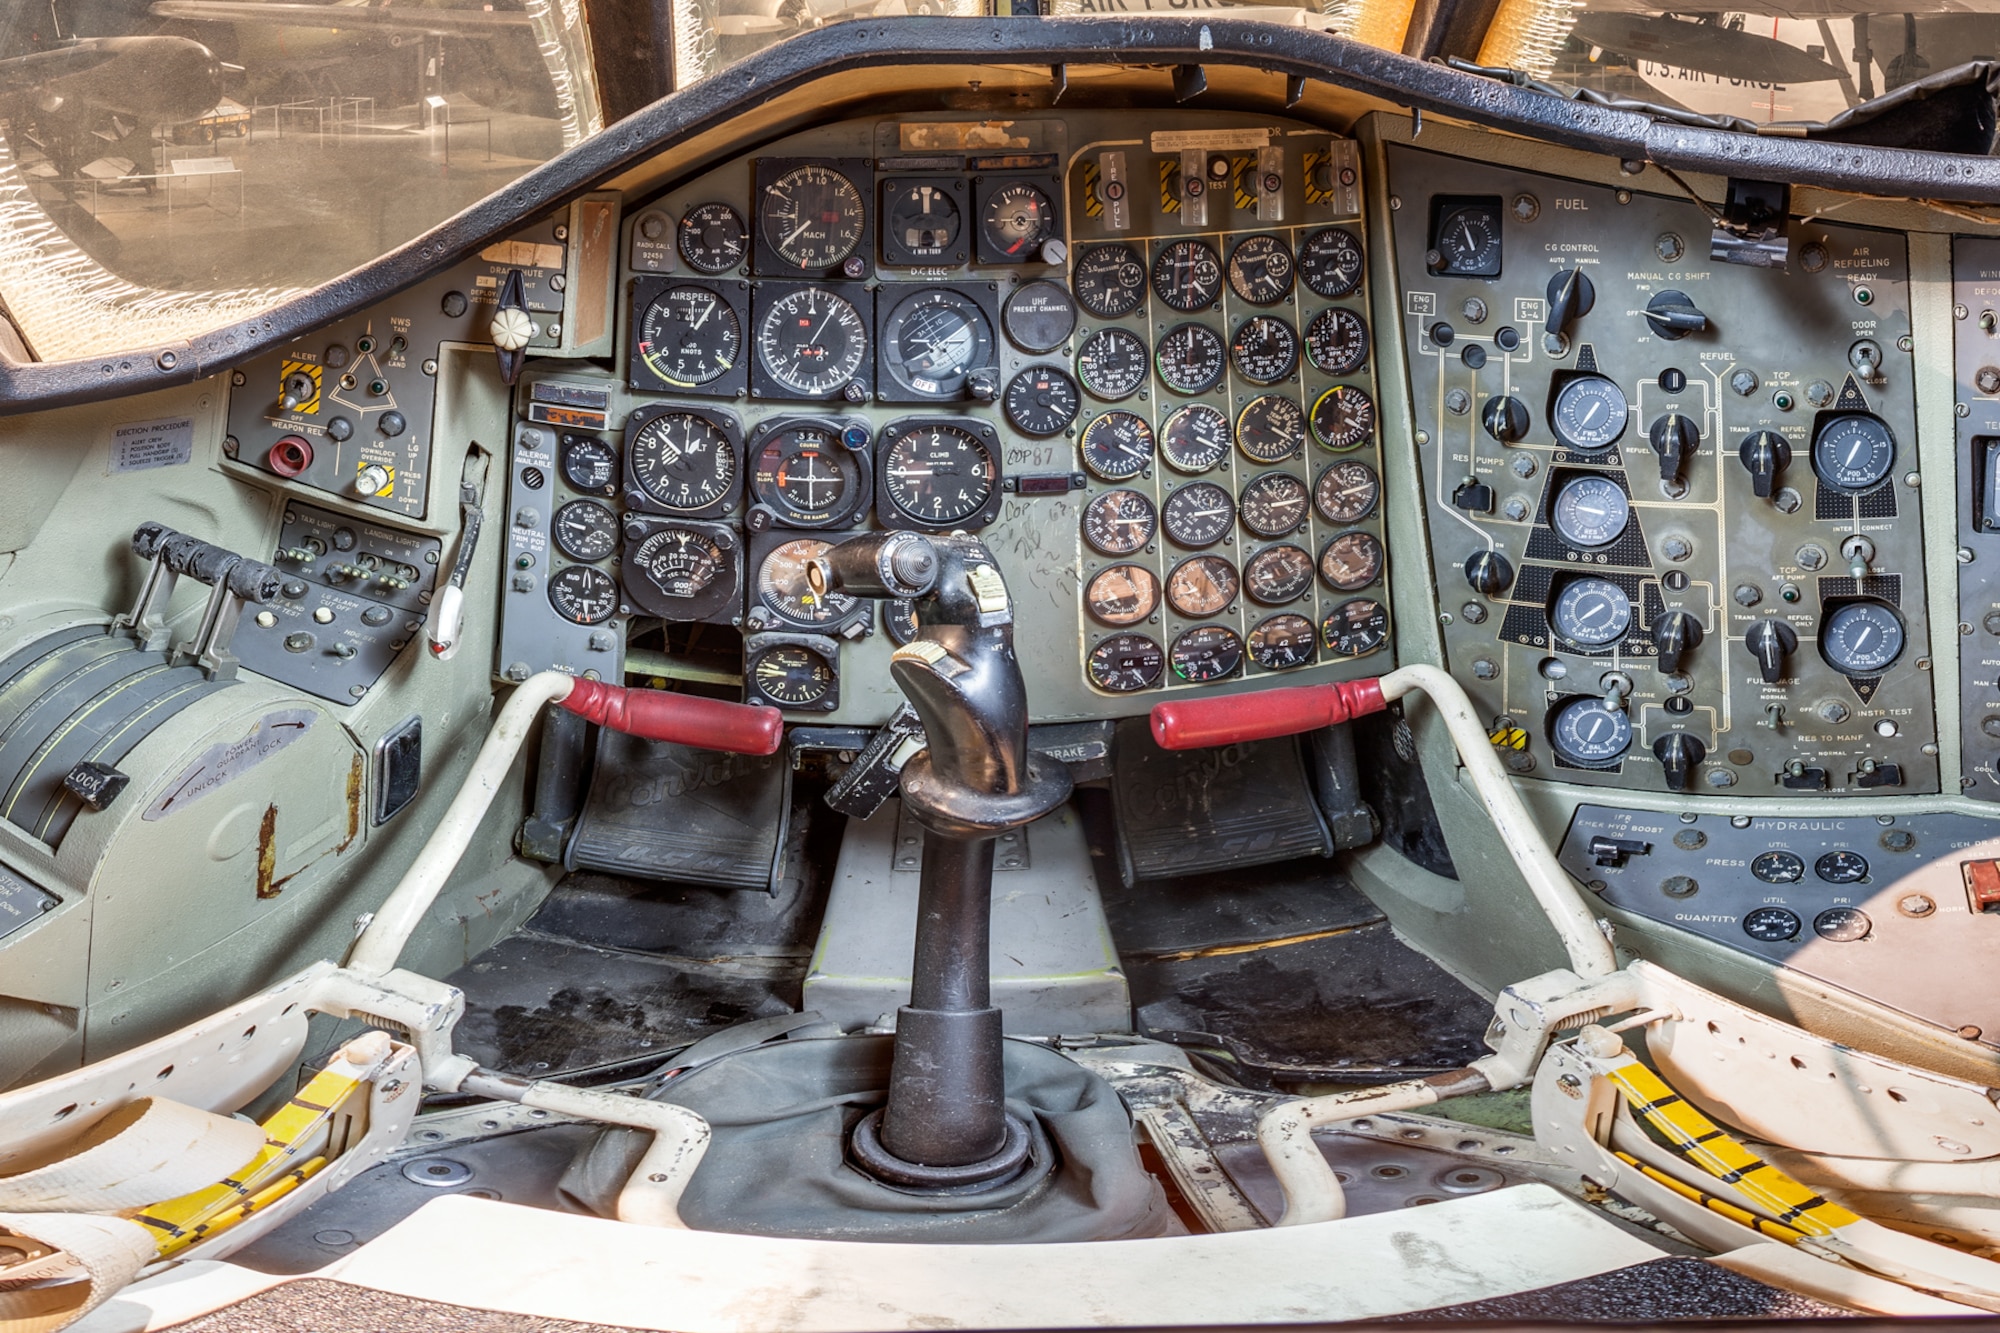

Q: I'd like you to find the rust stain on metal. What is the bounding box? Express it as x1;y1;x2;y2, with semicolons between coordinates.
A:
254;804;281;898
337;753;363;853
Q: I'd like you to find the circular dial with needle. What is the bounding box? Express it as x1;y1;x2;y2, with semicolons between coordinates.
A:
559;435;617;493
628;411;737;513
1003;366;1080;437
1812;414;1896;491
1431;203;1501;275
756;537;860;627
1088;633;1165;693
1080;411;1155;481
1550;375;1629;453
880;288;993;399
552;500;618;562
760;164;864;270
678;203;747;273
1819;601;1905;676
1244;544;1314;604
980;181;1055;258
548;565;619;625
1752;851;1805;884
1076;327;1148;400
1231;316;1299;385
1239;472;1310;538
1172;626;1244;683
1315;460;1380;523
1085;564;1160;626
1152;238;1223;312
1236;395;1306;464
883;181;961;262
1815;850;1870;884
749;642;837;709
1551;474;1630;549
1160;404;1230;473
1742;907;1802;943
880;423;996;527
1305;308;1369;376
635;284;741;389
1073;243;1147;318
1162;482;1234;548
749;423;863;527
1310;385;1376;450
756;287;868;397
1549;696;1633;768
1317;530;1384;590
629;526;726;602
1322;597;1388;656
1082;489;1157;556
1299;228;1364;298
1156;323;1226;395
1227;234;1294;305
1249;612;1317;668
1551;576;1632;648
1167;554;1239;618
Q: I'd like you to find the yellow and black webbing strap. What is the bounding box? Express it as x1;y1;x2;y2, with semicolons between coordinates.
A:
1613;1150;1808;1243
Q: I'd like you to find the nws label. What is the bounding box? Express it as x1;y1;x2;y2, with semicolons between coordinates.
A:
143;709;316;821
108;415;195;475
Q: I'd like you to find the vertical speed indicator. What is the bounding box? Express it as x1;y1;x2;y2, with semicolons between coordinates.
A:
878;421;999;529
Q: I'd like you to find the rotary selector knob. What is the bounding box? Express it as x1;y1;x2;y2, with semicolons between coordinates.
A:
1648;413;1699;484
1746;619;1799;684
1650;610;1702;675
1653;732;1707;792
1481;395;1531;444
1737;431;1792;499
1463;549;1515;596
1643;290;1708;339
1543;268;1595;352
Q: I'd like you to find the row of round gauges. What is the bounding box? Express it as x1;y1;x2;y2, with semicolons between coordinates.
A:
1068;311;1367;399
1085;599;1388;692
1083;533;1381;627
1075;391;1375;481
1083;462;1380;556
1071;230;1364;317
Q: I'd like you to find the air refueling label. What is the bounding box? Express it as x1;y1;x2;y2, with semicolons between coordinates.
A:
144;710;316;821
108;416;195;475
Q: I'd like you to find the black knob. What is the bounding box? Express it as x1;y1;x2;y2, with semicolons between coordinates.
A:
1745;619;1799;684
1738;431;1792;499
1653;732;1707;792
1648;413;1699;484
1651;610;1703;675
1481;395;1531;444
1463;549;1514;596
1644;289;1708;339
1544;268;1595;351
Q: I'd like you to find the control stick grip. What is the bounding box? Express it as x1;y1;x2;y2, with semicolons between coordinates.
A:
1150;679;1388;751
560;678;783;755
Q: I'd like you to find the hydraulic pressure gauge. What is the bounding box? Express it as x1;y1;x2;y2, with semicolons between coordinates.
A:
678;203;747;273
1162;482;1234;548
547;565;619;625
634;284;743;389
1310;385;1376;451
1231;316;1299;386
1742;907;1801;943
559;435;617;493
1156;323;1226;395
1550;375;1628;453
1548;696;1633;768
1236;394;1306;464
879;288;993;400
1812;414;1896;491
748;421;866;528
1087;633;1165;692
1239;472;1310;539
1003;366;1080;437
1819;601;1905;676
759;164;865;270
1080;411;1155;481
879;422;997;528
1815;850;1870;884
1322;597;1388;656
552;500;619;562
1317;531;1383;591
1751;851;1805;884
755;537;861;629
1160;404;1231;473
1249;613;1318;669
1166;555;1239;618
1073;243;1147;319
627;409;739;515
1152;238;1223;312
1551;474;1631;549
1299;227;1364;299
1550;576;1632;648
1082;489;1157;556
1244;544;1314;605
1076;327;1148;401
1227;234;1294;306
747;641;838;709
1315;460;1379;523
1171;626;1244;683
1305;308;1369;376
1085;564;1160;627
755;286;869;398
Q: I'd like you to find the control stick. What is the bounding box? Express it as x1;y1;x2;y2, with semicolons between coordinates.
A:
808;532;1071;1188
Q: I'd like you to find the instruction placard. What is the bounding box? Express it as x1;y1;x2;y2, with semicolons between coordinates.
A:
109;415;195;475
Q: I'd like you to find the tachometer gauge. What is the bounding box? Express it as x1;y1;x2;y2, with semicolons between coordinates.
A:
1003;366;1080;437
635;284;742;389
552;500;618;562
1551;474;1630;549
1162;482;1234;548
1085;564;1160;627
979;181;1055;260
882;180;961;263
1083;489;1157;556
627;409;739;515
678;203;747;274
879;422;997;528
756;537;861;628
1317;530;1384;590
1550;375;1628;453
1172;626;1244;683
559;434;617;494
1548;696;1633;768
1299;227;1364;299
1166;554;1239;618
1239;472;1311;539
627;525;728;609
1305;308;1369;376
1156;323;1226;395
1315;460;1379;523
1742;907;1802;943
880;288;993;399
1310;385;1376;450
1088;633;1165;693
548;565;619;625
1076;327;1148;401
1811;414;1896;491
1237;395;1306;464
1231;316;1299;386
1227;234;1294;305
755;286;869;398
1819;601;1905;676
1080;411;1155;481
1550;576;1632;648
1152;238;1223;313
749;422;865;528
1751;851;1805;884
1815;850;1870;884
760;164;864;270
1322;597;1388;656
1249;612;1317;668
1073;243;1147;318
748;641;838;709
1244;544;1313;604
1160;404;1230;473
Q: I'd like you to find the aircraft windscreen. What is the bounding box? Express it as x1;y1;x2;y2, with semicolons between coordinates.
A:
0;2;598;362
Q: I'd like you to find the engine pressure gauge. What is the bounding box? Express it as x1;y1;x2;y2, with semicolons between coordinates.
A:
1305;308;1369;376
1082;489;1156;556
1226;234;1294;306
552;500;619;562
1152;238;1223;312
559;434;617;493
678;203;747;273
1166;555;1239;618
1548;695;1633;768
1322;597;1388;656
748;421;866;528
1248;612;1318;669
1812;414;1896;491
1171;626;1244;683
1156;323;1226;395
1742;907;1802;943
1551;474;1630;549
1073;243;1146;318
1310;385;1376;451
1076;327;1148;401
1244;544;1314;605
635;284;743;389
1550;576;1632;648
1299;227;1364;299
1239;472;1310;539
1550;375;1628;453
1003;366;1080;437
1819;601;1905;676
747;641;837;709
1080;411;1155;481
1315;460;1380;523
1162;482;1234;548
755;537;860;629
1160;404;1231;473
627;409;739;515
1236;395;1306;464
547;565;619;625
1317;530;1383;590
1085;564;1160;627
1231;316;1299;386
1087;633;1165;693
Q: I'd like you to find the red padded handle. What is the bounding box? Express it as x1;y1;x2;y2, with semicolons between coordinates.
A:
560;678;783;755
1150;678;1387;751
